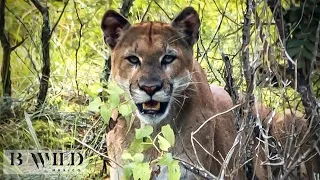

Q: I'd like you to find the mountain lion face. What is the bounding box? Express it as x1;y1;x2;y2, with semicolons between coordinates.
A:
101;7;200;125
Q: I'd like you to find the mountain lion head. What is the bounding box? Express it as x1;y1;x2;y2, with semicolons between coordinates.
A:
101;7;200;125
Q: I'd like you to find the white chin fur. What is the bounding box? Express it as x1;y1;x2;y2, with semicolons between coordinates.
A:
136;100;172;125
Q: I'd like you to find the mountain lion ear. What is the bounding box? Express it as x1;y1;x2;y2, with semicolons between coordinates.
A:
101;10;131;49
171;7;200;46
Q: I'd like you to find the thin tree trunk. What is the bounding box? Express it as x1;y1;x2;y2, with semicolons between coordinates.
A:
30;0;51;109
240;0;256;179
0;0;13;119
0;0;11;98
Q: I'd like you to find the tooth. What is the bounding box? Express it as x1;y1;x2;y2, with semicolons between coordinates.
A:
142;102;160;110
154;102;160;110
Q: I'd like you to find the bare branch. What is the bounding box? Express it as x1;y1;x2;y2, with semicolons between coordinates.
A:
10;38;26;51
153;0;172;20
5;5;37;47
175;157;218;180
141;0;153;22
50;0;70;38
73;0;83;96
279;139;320;180
74;138;123;168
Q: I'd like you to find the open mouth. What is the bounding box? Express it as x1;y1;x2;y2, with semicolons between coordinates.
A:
136;100;169;115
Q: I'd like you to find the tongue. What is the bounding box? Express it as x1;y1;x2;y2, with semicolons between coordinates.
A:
142;100;160;111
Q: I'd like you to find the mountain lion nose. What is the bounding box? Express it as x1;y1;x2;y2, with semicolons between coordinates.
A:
139;84;162;96
138;75;163;96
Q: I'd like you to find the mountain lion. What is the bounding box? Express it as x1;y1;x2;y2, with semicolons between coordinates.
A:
101;7;245;180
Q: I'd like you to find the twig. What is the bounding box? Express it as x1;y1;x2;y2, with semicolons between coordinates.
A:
153;0;172;20
49;0;69;38
141;0;153;22
199;0;231;64
192;104;241;136
263;80;290;178
174;157;218;180
73;0;83;96
10;38;26;51
5;5;37;47
191;104;241;173
279;139;320;180
211;0;240;26
74;138;123;168
218;130;240;179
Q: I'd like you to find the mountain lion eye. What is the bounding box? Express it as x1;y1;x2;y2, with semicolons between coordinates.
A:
162;55;176;65
125;55;140;65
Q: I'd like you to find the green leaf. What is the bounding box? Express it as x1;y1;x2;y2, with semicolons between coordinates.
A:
133;153;144;163
123;164;133;179
100;105;111;124
129;138;152;153
122;152;133;161
303;49;314;61
108;94;120;109
135;126;153;139
286;46;302;59
161;124;175;146
168;160;181;180
286;39;305;49
119;104;132;116
84;83;103;98
158;135;171;151
304;40;316;52
87;97;103;112
106;82;125;95
132;163;151;180
158;153;174;165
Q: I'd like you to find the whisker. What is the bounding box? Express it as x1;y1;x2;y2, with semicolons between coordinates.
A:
172;93;189;98
174;85;197;93
171;97;183;108
168;35;187;44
